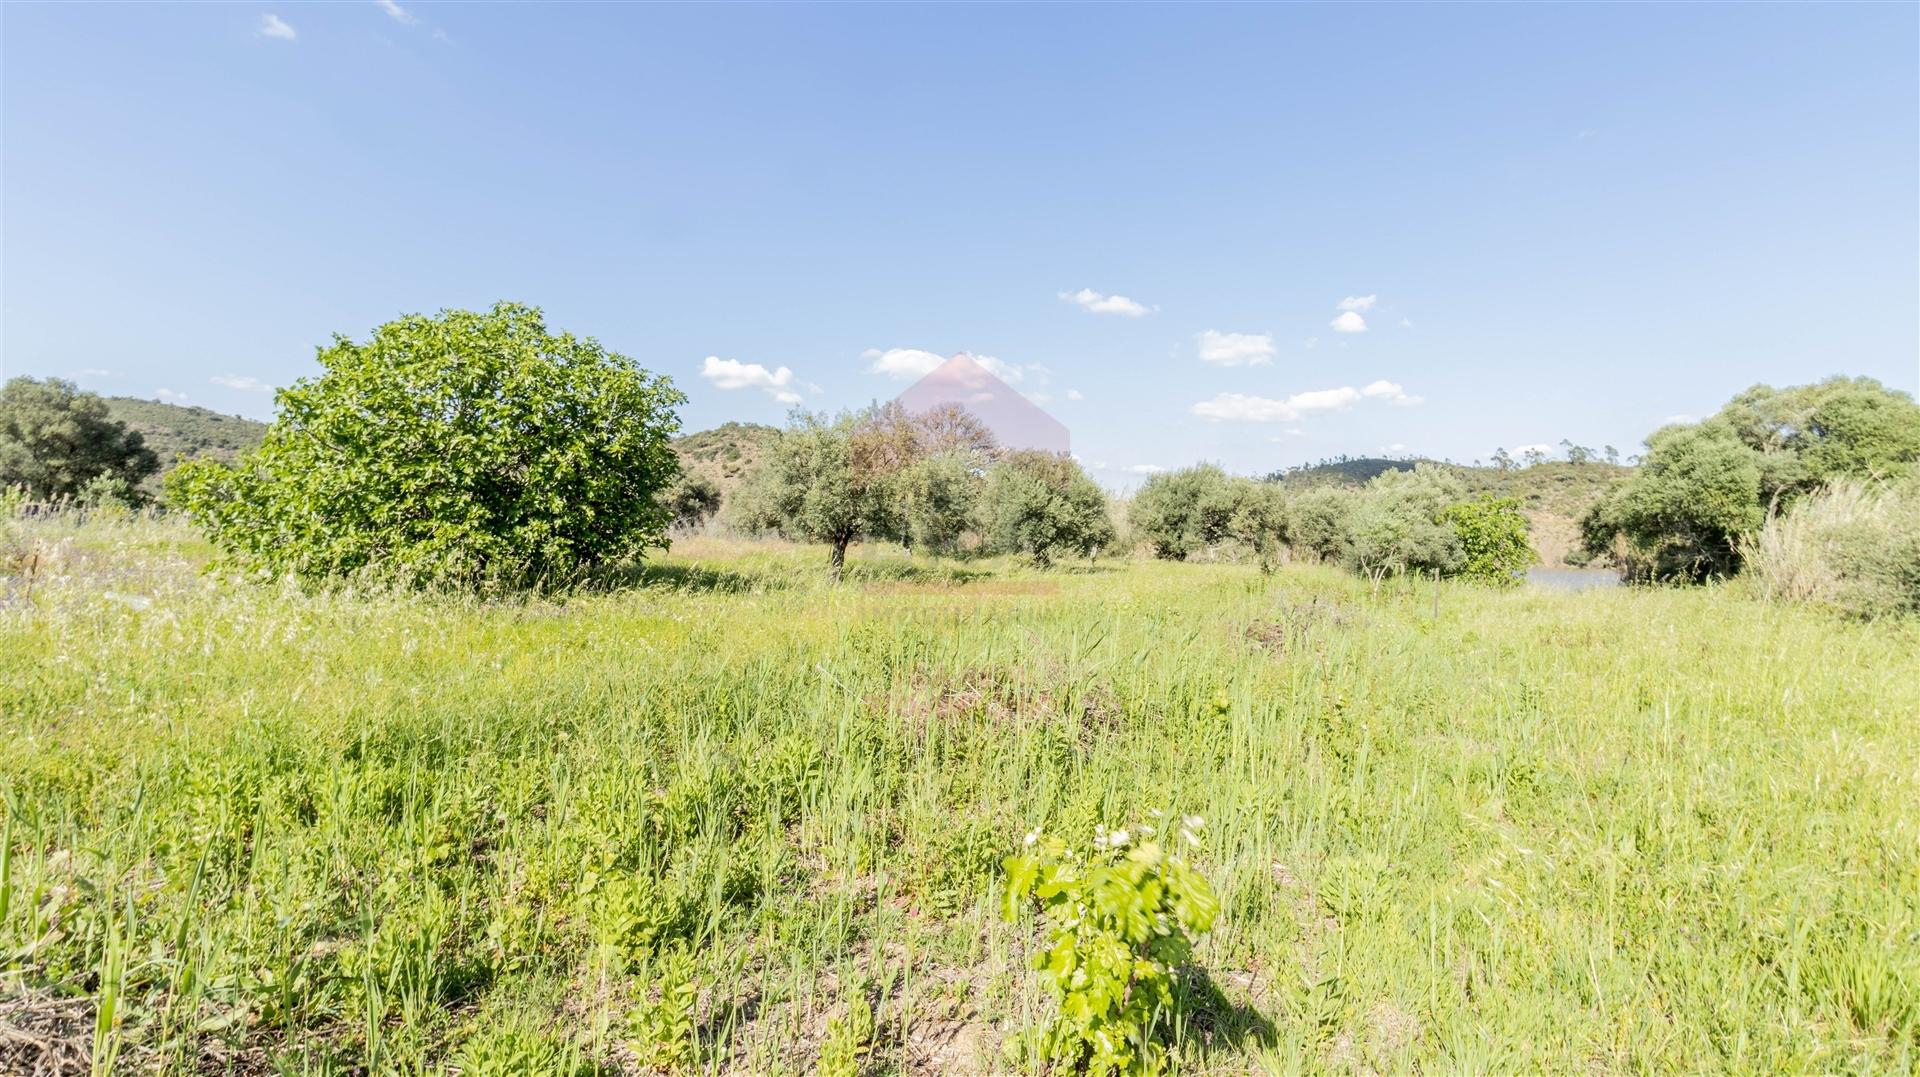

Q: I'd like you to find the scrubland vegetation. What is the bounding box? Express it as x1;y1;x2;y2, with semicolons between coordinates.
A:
4;306;1919;1073
3;510;1917;1074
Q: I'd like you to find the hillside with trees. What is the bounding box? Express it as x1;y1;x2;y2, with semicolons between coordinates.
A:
102;396;267;466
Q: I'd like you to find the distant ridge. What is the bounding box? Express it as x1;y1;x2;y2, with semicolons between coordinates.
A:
103;396;268;465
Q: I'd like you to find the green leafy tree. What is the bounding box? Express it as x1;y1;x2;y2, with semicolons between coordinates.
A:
1345;464;1465;583
899;450;985;557
1225;480;1289;574
662;471;722;531
1284;485;1357;564
979;451;1115;567
1128;464;1238;560
1579;422;1762;581
0;377;159;501
1581;377;1916;582
734;408;910;580
1441;494;1533;585
167;302;684;589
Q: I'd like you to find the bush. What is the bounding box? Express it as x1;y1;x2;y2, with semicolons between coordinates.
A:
167;302;685;590
979;451;1115;567
663;471;722;531
1583;377;1920;582
899;450;984;556
1441;494;1534;586
1129;465;1237;560
1344;464;1464;582
1284;486;1356;564
1744;477;1920;618
1002;818;1220;1074
0;377;159;501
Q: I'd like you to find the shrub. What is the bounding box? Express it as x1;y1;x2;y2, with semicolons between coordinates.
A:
979;451;1115;568
1441;494;1533;586
0;377;159;501
663;471;722;531
1744;477;1920;618
900;449;985;556
1002;817;1220;1074
1344;464;1464;582
1284;486;1356;564
167;302;685;590
1129;465;1237;560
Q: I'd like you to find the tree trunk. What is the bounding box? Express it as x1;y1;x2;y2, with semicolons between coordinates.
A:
829;538;848;582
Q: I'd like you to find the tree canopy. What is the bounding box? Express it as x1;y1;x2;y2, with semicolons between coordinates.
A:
168;302;685;590
0;376;160;501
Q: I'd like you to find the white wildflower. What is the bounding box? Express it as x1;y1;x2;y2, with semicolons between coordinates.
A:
1110;829;1129;848
1023;829;1040;847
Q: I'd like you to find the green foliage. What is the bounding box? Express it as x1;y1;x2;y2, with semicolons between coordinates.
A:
1581;421;1764;582
1344;464;1465;582
1441;495;1533;586
166;302;684;590
663;470;722;531
0;377;159;500
1284;486;1356;564
1002;819;1220;1075
102;396;267;468
1226;480;1289;574
1584;377;1920;582
979;450;1115;567
447;1013;591;1076
734;408;909;579
816;989;874;1077
900;449;984;556
1745;476;1920;618
1129;465;1238;560
628;947;700;1072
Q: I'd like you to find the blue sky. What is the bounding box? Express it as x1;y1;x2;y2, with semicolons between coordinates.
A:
4;3;1915;484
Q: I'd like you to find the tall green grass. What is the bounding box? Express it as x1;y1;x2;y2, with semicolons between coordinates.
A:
2;514;1916;1072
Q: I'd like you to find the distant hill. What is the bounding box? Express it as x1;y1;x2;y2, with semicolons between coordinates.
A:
1272;456;1632;566
672;421;779;497
104;397;269;466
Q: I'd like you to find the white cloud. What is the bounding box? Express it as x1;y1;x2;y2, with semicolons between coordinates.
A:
1383;443;1409;453
1337;295;1377;313
376;0;418;24
701;356;807;404
1059;288;1150;317
1399;317;1413;329
71;368;121;378
1191;380;1423;423
1330;311;1368;334
210;375;274;393
1123;464;1167;475
1195;330;1276;367
1066;389;1085;401
1661;413;1699;425
864;347;945;380
1302;337;1319;350
1361;379;1422;406
257;14;296;40
1513;443;1555;459
863;347;1047;389
1267;428;1309;441
155;388;189;402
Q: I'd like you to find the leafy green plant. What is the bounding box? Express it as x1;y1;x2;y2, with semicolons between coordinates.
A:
628;946;700;1072
816;989;875;1077
1441;494;1533;585
167;302;685;590
1002;818;1220;1074
978;450;1115;568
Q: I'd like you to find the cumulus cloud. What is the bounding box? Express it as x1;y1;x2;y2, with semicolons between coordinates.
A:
1066;389;1085;401
1337;295;1377;313
1123;464;1167;475
376;0;418;24
863;347;1046;388
155;388;189;402
1361;380;1422;406
1195;330;1276;367
1059;288;1151;317
1330;311;1368;334
210;375;274;392
257;14;296;39
701;356;808;404
863;347;945;380
70;368;121;379
1512;443;1555;459
1191;380;1422;423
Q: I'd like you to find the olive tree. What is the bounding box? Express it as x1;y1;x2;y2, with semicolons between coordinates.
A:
168;302;684;589
1344;464;1465;583
979;451;1115;567
1128;464;1240;560
734;408;912;580
0;377;159;501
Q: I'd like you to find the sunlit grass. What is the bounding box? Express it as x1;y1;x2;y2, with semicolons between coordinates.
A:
2;513;1916;1072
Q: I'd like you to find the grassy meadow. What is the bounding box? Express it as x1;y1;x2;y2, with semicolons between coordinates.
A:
3;511;1917;1074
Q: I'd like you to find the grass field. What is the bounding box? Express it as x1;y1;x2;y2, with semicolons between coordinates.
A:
3;512;1917;1074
